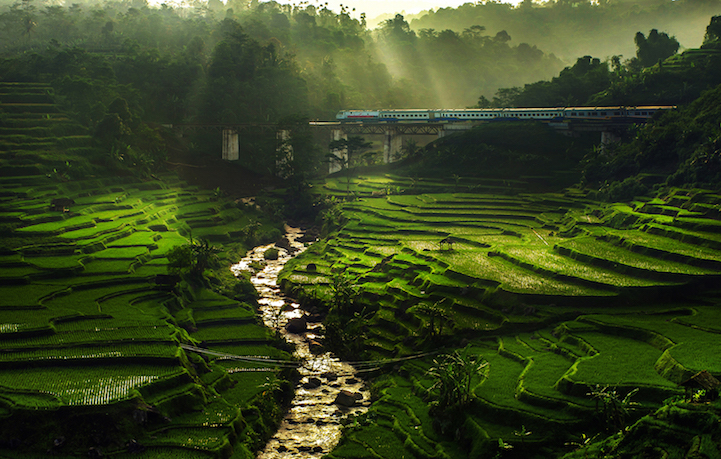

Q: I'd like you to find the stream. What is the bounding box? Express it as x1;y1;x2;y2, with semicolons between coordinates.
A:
230;226;370;458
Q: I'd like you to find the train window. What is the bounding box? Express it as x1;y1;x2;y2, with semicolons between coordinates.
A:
615;112;620;115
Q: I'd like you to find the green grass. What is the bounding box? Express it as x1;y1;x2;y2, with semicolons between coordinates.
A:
564;332;678;393
439;249;613;296
0;365;183;406
499;246;675;288
17;215;96;234
23;255;84;270
557;237;719;276
190;324;271;342
0;342;178;362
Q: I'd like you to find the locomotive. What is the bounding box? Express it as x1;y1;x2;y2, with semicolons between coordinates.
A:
335;106;675;122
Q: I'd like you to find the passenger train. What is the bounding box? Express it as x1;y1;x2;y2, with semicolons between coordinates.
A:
336;106;675;122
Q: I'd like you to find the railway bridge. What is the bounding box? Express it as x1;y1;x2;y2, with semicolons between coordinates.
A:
168;116;646;174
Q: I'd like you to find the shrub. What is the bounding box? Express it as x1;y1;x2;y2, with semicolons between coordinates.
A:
167;238;222;277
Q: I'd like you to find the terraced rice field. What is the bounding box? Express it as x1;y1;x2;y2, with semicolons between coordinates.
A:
0;82;288;458
280;175;721;457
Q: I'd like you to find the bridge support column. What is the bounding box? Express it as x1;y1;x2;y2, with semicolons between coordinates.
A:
600;130;622;152
384;128;403;163
276;130;293;178
222;129;239;161
329;129;347;174
438;123;472;140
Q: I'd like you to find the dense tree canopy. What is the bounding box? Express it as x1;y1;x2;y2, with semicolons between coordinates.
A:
632;29;679;69
2;0;720;187
410;0;720;62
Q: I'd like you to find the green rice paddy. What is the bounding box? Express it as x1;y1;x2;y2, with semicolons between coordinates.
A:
279;175;721;457
0;82;290;458
4;83;721;457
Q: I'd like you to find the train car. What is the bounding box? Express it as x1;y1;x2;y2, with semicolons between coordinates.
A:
624;106;671;118
336;106;676;123
496;108;565;120
433;109;505;121
561;106;625;119
336;110;380;121
377;109;431;121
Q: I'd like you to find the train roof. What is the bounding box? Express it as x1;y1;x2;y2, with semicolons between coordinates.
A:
339;106;676;112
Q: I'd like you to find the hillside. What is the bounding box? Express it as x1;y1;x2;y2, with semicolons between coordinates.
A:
278;174;721;458
0;82;292;458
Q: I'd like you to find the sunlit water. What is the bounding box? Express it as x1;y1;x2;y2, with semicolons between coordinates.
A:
230;226;369;458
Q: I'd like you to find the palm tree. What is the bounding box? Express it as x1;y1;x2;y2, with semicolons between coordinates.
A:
190;238;222;275
427;345;487;412
400;139;421;159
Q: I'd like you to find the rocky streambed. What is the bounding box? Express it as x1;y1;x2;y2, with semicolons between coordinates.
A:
231;226;370;458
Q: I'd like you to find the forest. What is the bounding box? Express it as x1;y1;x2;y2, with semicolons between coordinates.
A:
1;0;721;457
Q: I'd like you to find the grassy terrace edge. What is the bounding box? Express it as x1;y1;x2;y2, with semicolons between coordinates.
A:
277;174;721;459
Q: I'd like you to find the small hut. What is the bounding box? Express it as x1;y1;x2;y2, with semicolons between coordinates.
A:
680;370;720;402
51;197;75;212
439;236;455;251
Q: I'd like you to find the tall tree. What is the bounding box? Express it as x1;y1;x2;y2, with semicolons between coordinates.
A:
634;29;679;68
704;16;721;46
328;136;372;196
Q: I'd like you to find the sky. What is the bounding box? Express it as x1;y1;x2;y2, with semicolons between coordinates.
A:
271;1;520;25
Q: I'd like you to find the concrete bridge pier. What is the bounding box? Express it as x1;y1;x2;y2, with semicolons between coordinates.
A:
438;123;473;140
222;129;239;161
276;130;293;177
384;128;403;163
600;130;622;152
329;129;348;174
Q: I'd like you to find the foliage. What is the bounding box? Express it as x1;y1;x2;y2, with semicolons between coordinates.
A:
328;271;359;315
705;16;721;46
375;14;563;107
276;115;322;181
582;80;721;190
263;247;279;260
318;199;346;236
427;346;487;420
482;55;612;108
632;29;680;69
589;177;650;202
587;385;640;431
322;309;370;361
487;17;721;110
410;0;719;66
328;135;373;196
416;301;452;339
167;237;222;277
408;121;592;181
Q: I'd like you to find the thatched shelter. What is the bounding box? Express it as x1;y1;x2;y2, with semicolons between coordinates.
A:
680;370;720;401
